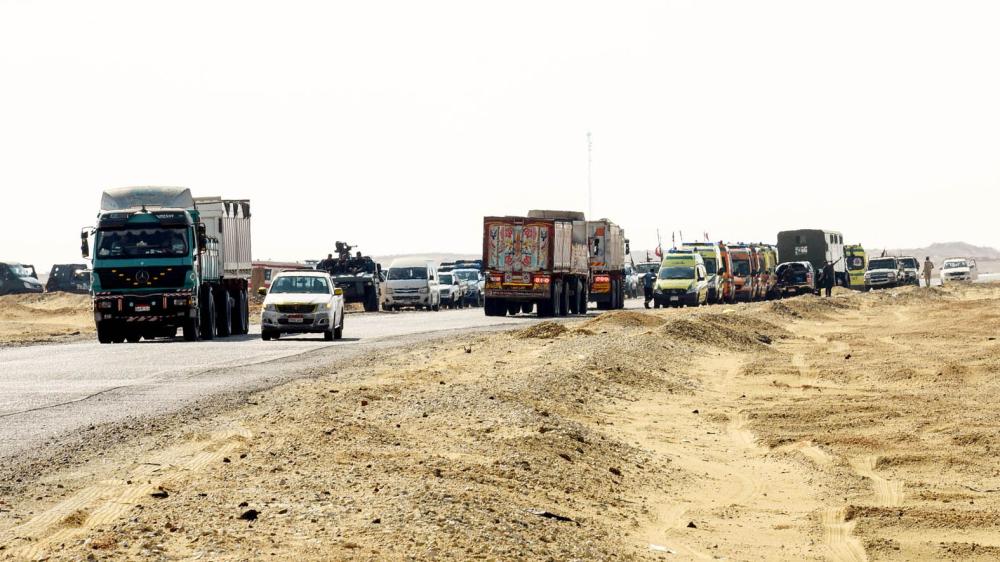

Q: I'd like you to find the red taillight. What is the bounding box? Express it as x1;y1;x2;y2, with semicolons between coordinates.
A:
533;275;551;284
490;274;503;283
594;274;610;283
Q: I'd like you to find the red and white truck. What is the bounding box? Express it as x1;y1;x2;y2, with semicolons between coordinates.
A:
483;210;589;317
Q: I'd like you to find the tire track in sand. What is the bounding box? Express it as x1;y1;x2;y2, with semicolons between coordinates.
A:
2;425;251;559
851;455;904;507
822;507;867;562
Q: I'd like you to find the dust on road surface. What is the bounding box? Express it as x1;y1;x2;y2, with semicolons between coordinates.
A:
2;285;1000;560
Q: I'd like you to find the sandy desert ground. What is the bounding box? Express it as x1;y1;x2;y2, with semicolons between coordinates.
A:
1;284;999;560
0;293;93;346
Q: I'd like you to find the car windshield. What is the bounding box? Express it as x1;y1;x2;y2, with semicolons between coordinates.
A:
733;260;751;276
439;273;454;284
270;276;330;294
702;258;717;274
898;258;918;269
636;263;659;274
9;264;32;277
659;265;694;280
388;267;427;280
943;260;968;269
868;259;897;270
454;270;479;281
847;255;865;270
96;228;189;258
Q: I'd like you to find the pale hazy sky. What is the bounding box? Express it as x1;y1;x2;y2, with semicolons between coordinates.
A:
2;1;998;270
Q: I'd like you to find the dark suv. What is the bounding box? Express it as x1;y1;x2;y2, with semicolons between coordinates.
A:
0;262;44;295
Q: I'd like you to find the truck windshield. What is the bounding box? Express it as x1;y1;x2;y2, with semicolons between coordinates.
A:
659;266;694;280
388;267;427;280
702;258;717;274
270;276;330;294
868;259;897;270
732;260;751;276
96;228;189;258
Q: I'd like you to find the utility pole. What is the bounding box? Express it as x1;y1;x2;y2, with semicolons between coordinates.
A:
587;131;592;219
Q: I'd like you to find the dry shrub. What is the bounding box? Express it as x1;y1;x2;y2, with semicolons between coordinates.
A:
516;322;567;339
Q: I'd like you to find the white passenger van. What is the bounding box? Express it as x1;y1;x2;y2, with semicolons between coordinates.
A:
383;258;441;311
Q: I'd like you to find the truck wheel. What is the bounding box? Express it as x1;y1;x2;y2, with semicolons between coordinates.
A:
364;289;379;312
262;331;272;341
200;288;216;340
216;287;232;337
97;322;114;344
183;317;199;341
521;303;534;314
558;280;570;317
232;288;248;335
126;333;141;343
334;311;344;339
484;298;502;317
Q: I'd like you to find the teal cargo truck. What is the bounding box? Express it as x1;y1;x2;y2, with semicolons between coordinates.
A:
81;187;251;343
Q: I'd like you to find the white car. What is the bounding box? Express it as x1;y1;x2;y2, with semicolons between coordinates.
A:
437;272;467;309
260;270;344;341
940;257;978;284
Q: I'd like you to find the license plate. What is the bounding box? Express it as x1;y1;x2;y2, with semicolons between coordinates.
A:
504;272;531;284
288;315;304;323
670;296;679;302
135;305;150;312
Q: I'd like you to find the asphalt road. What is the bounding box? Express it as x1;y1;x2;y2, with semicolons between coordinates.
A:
0;301;642;459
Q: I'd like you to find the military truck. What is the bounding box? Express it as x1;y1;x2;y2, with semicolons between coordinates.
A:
46;264;91;294
776;229;847;287
587;219;629;310
82;187;251;343
316;242;382;312
483;210;589;317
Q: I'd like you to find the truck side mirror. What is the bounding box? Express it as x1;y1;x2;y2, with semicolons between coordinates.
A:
80;230;90;259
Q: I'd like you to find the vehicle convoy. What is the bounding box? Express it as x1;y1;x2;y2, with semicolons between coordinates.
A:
940;257;978;283
682;242;723;303
652;250;708;308
0;261;44;295
437;271;467;309
45;264;91;294
896;256;920;286
727;245;755;302
844;245;867;289
776;261;816;296
260;270;344;341
317;242;382;312
776;229;847;286
483;210;589;317
588;219;628;310
383;258;441;311
82;186;251;343
864;256;903;289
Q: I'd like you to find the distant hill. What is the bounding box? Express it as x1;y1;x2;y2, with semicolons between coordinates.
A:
876;242;1000;261
373;252;480;267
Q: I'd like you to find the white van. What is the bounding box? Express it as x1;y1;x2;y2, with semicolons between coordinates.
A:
383;258;441;311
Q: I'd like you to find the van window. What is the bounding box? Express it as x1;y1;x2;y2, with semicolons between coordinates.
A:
388;267;428;280
659;266;695;280
703;258;717;275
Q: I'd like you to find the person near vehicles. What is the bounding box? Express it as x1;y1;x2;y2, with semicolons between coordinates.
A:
820;260;835;297
922;256;934;287
643;269;657;309
317;253;335;271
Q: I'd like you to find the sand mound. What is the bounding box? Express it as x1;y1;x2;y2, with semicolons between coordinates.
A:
515;321;567;339
581;310;666;330
660;313;787;351
0;293;91;319
765;295;852;320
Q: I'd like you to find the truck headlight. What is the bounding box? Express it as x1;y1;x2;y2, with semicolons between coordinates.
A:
172;298;189;306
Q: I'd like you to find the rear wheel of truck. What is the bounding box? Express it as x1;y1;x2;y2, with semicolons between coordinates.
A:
216;287;232;337
484;298;503;316
125;333;141;343
506;302;521;315
200;288;216;340
364;289;379;312
521;302;533;314
558;280;570;317
232;288;249;335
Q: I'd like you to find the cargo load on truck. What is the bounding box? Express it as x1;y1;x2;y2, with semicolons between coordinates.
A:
587;219;628;310
482;210;589;317
83;186;251;343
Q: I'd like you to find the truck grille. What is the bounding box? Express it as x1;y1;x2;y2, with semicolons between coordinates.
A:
276;304;316;314
96;266;190;291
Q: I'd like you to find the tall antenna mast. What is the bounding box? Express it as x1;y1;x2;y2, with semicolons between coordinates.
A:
587;131;592;219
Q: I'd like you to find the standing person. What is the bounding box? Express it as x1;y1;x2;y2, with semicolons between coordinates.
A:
643;268;657;309
821;260;835;297
922;256;934;287
317;253;335;272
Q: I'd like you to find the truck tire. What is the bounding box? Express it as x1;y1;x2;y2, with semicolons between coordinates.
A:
183;316;199;341
521;302;533;314
558;279;570;316
200;287;216;340
506;302;520;315
97;322;114;344
232;288;249;335
126;332;141;343
364;289;379;312
484;298;502;316
216;287;232;337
